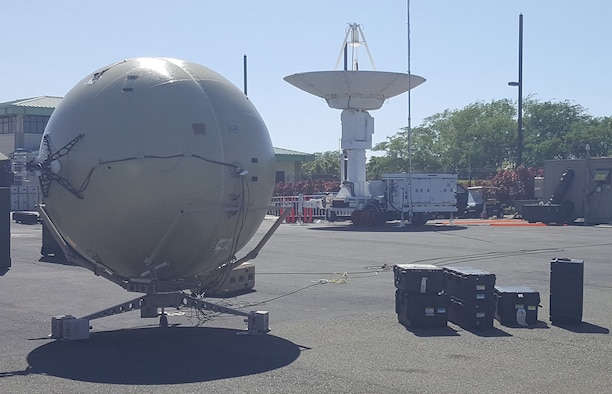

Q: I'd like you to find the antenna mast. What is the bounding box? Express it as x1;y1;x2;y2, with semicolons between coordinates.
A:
334;23;377;71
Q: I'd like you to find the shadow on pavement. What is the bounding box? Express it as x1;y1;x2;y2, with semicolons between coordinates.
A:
25;326;301;384
552;321;609;334
404;325;461;337
452;325;513;337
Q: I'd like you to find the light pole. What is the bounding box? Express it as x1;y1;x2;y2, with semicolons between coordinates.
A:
508;13;523;167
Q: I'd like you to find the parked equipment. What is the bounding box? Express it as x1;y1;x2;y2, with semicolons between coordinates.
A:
12;211;38;225
523;169;576;224
394;264;444;294
494;286;540;327
550;258;584;325
462;186;504;219
447;296;495;329
328;173;458;226
285;25;455;227
444;266;496;329
396;290;448;328
31;58;281;338
394;264;448;328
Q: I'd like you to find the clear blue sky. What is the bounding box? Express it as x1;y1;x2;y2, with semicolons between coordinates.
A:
2;1;610;154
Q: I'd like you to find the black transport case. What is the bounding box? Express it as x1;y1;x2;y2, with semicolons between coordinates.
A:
494;286;540;326
447;296;495;329
443;267;496;301
395;290;448;328
550;258;584;324
393;264;444;294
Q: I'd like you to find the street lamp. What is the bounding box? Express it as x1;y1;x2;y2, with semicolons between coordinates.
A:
508;14;523;167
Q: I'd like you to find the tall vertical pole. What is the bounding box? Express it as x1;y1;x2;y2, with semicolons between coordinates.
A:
406;0;413;224
517;14;524;167
407;0;412;175
400;0;413;226
243;55;248;96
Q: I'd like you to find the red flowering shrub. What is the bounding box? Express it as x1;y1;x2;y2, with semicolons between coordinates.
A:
489;166;542;204
274;180;341;196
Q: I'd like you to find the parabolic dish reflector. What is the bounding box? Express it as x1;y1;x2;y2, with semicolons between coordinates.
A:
284;70;426;110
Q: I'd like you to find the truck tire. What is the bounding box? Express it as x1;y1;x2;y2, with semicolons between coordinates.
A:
364;204;385;227
411;212;428;226
351;210;366;227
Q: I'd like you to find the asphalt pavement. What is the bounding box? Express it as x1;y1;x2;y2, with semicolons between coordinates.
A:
1;217;611;393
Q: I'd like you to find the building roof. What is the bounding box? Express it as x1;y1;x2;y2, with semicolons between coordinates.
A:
6;96;63;109
273;147;315;162
0;96;61;116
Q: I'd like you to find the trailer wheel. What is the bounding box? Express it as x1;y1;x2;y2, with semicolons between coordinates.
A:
364;204;385;227
351;210;366;226
411;213;428;226
374;212;387;227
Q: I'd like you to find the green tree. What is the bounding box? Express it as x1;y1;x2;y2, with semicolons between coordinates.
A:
367;128;410;179
368;97;611;186
435;100;516;178
301;150;341;181
370;99;516;180
370;98;612;178
522;99;591;166
565;116;612;159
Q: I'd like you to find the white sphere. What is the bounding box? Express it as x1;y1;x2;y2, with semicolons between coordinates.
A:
40;58;275;285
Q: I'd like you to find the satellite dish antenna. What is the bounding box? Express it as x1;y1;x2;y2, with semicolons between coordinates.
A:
285;23;425;197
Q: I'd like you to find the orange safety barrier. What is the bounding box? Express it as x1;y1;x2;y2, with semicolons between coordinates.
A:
276;199;324;224
282;207;316;223
303;207;313;223
287;207;294;223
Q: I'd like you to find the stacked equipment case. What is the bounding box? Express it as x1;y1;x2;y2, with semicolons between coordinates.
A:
394;264;447;328
494;286;540;327
550;258;584;325
392;261;578;330
444;267;496;329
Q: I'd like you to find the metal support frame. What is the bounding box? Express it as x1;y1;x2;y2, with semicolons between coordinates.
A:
50;292;269;340
79;292;269;334
41;206;290;339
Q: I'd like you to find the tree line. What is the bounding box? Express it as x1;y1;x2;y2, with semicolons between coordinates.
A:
278;98;611;199
367;98;611;180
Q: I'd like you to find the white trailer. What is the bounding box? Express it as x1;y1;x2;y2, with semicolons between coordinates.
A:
327;173;458;226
